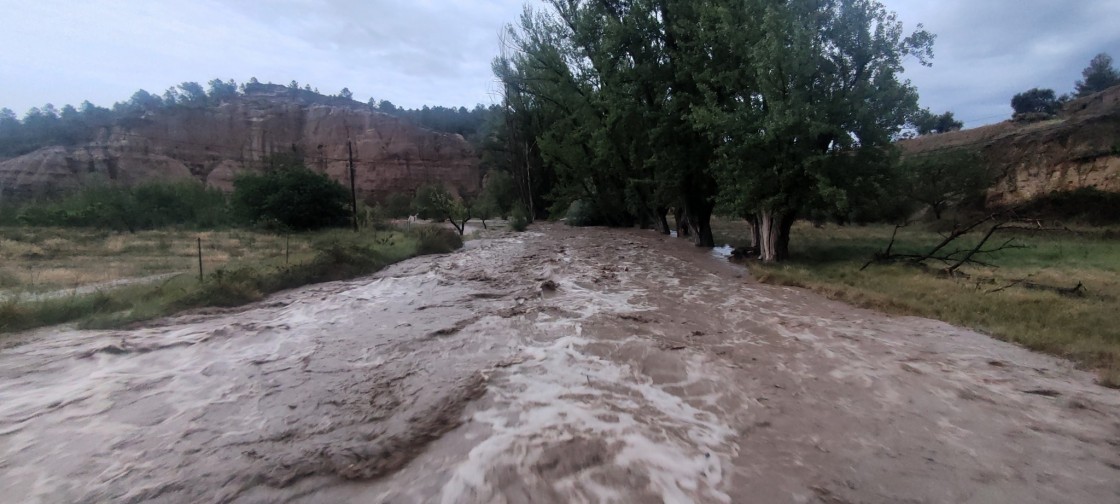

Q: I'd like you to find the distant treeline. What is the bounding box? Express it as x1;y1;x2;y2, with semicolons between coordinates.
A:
0;78;498;158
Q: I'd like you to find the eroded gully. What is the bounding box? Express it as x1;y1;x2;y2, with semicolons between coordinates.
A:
1;224;1118;503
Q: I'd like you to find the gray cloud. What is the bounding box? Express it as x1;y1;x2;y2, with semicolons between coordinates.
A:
1;0;1117;128
887;0;1120;126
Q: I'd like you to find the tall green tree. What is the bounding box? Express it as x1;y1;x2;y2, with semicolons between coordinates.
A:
493;1;721;243
695;0;931;261
207;78;239;103
493;0;930;257
176;82;208;107
1075;53;1120;97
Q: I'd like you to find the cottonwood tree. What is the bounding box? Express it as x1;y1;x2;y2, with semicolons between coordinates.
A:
494;1;720;244
698;0;932;261
490;0;932;260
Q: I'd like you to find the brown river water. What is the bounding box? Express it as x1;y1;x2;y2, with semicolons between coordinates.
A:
1;224;1118;503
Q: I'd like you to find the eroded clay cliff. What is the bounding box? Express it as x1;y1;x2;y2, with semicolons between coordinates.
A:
899;85;1120;207
0;90;480;202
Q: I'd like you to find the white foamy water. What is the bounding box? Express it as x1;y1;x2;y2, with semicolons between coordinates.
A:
4;224;1120;504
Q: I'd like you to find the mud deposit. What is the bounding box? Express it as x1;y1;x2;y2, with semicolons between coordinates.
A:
2;224;1119;503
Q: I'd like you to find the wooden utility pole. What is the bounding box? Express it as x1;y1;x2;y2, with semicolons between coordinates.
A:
348;140;358;232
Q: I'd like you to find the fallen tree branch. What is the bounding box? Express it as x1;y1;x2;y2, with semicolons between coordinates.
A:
861;222;906;271
974;273;1086;297
1024;280;1086;297
986;275;1034;294
946;221;1006;275
864;209;1038;272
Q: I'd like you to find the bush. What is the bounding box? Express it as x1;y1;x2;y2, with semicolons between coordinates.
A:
1014;188;1120;225
11;181;232;231
482;170;516;218
509;206;530;232
0;291;126;333
565;200;599;226
383;192;414;218
413;225;464;255
233;165;350;231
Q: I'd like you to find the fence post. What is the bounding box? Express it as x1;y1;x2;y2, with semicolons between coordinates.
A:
197;237;203;282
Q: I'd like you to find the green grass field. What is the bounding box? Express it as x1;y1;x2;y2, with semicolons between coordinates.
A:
712;219;1120;387
0;225;462;333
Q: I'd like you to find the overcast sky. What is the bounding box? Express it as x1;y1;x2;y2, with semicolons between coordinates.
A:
1;0;1117;127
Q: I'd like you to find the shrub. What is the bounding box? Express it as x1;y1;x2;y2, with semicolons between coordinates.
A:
10;181;232;231
412;184;471;235
0;291;125;333
383;192;414;218
1014;188;1120;225
509;206;530;232
481;170;516;218
565;200;599;227
233;165;350;231
413;225;464;255
0;270;20;289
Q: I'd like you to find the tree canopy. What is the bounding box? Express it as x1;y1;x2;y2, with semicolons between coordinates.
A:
0;78;498;158
1075;53;1120;97
1011;87;1061;117
911;109;963;135
493;0;933;260
901;150;990;220
232;155;351;231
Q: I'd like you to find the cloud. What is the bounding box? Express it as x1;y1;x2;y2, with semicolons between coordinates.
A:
0;0;1117;128
0;0;527;113
885;0;1120;126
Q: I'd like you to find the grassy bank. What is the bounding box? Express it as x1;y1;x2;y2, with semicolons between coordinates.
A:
712;219;1120;387
0;225;462;333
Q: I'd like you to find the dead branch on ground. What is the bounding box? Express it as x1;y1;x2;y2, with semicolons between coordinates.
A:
863;207;1048;278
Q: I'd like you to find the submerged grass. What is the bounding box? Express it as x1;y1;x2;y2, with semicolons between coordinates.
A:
0;225;462;333
712;219;1120;387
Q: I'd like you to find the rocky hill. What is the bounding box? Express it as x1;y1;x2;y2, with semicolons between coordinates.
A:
899;85;1120;207
0;87;481;202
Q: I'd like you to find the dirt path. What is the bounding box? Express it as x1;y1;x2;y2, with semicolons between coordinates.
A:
1;224;1118;503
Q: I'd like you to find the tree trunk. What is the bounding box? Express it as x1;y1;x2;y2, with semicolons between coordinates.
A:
749;214;761;251
685;201;715;247
758;210;795;262
674;207;690;237
655;207;671;235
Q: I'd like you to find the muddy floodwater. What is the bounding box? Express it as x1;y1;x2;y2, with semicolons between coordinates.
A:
2;224;1119;503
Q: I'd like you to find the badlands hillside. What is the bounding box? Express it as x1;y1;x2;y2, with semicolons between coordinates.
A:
0;84;481;202
899;85;1120;207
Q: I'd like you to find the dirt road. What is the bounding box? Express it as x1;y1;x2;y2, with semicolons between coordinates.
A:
2;225;1118;503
